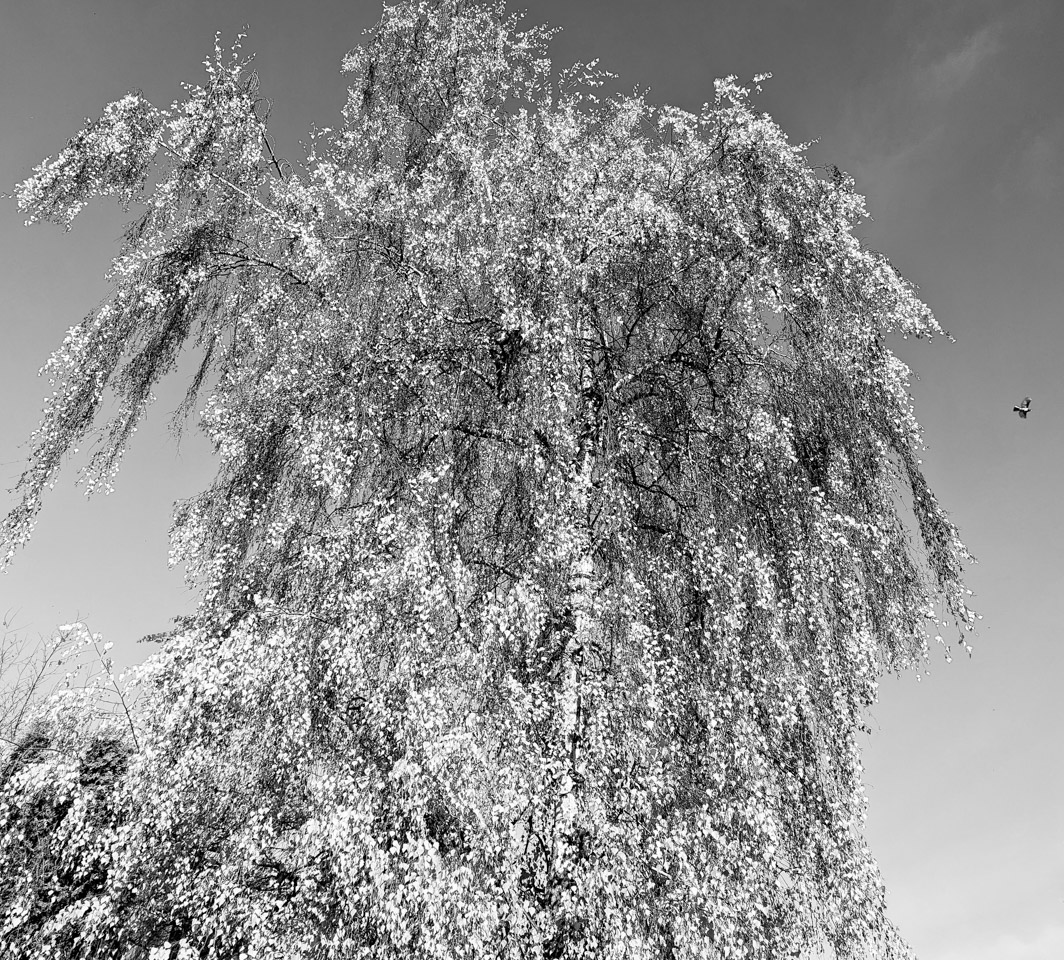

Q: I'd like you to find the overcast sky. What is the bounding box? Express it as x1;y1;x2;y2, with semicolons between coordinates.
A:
1;2;1061;958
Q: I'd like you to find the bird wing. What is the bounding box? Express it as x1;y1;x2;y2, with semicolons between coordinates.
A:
1023;397;1032;408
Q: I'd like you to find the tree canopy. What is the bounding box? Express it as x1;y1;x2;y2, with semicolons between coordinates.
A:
0;1;973;957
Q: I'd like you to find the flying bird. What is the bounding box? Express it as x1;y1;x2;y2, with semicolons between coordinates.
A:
1014;396;1032;419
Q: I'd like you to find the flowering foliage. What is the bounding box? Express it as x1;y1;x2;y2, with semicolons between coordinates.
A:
0;2;973;957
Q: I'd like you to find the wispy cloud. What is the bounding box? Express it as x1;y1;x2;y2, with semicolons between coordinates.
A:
1002;115;1064;200
934;922;1064;960
827;19;1003;210
917;25;1001;102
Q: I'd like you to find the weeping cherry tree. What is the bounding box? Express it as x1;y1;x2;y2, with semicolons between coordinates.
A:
0;2;973;957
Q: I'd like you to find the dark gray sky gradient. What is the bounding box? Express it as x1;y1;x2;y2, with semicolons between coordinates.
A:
2;2;1062;957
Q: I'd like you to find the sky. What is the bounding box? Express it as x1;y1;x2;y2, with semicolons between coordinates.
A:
0;1;1061;957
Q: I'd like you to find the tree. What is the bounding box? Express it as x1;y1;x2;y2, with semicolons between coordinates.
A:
0;613;65;749
0;1;974;957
